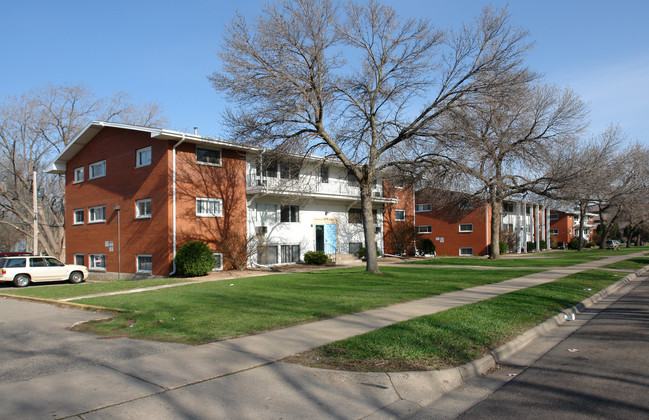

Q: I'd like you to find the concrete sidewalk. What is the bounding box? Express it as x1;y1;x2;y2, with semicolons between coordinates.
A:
0;251;646;419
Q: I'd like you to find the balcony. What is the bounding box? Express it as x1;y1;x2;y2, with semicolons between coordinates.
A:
247;175;397;205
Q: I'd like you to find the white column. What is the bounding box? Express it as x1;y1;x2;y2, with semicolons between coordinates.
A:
516;202;522;253
522;202;528;253
541;205;546;242
535;204;540;252
546;207;551;250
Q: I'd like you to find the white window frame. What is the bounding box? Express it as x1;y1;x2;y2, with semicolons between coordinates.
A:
73;209;84;225
550;229;559;234
89;254;106;270
459;247;473;256
136;146;152;168
459;223;473;233
88;206;106;223
89;160;106;179
196;147;222;166
212;253;223;271
74;254;84;266
417;225;432;234
196;198;223;217
74;167;84;183
135;198;152;219
136;255;153;273
394;209;406;221
415;203;432;212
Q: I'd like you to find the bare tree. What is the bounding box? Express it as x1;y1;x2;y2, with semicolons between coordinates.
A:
409;81;587;259
210;0;533;273
0;83;167;258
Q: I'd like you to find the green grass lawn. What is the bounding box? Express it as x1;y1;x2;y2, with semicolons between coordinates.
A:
408;255;603;267
604;257;649;270
70;267;539;344
0;278;191;300
410;246;649;267
288;269;625;371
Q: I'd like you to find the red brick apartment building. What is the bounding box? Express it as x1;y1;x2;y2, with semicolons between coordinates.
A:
550;210;594;245
414;189;566;256
46;122;413;277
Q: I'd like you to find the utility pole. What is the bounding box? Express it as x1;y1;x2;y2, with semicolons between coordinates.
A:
33;171;38;255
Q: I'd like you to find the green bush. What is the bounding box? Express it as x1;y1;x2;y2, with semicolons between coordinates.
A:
357;247;381;259
586;241;596;248
499;240;508;254
417;238;436;255
175;241;216;277
539;239;547;250
304;251;328;265
568;238;581;250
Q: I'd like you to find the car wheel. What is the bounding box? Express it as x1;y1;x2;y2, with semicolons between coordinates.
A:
13;274;30;288
69;271;84;284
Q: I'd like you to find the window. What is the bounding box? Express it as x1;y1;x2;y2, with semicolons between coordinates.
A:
281;245;300;263
196;147;222;165
320;166;329;183
258;245;278;265
349;242;363;255
502;223;514;232
265;161;278;178
348;208;377;224
74;167;84;183
136;146;152;167
89;254;106;270
136;199;152;219
460;247;473;256
415;203;432;212
137;255;152;273
459;223;473;232
550;229;559;234
88;206;106;223
347;171;359;185
279;161;300;180
280;205;299;222
503;202;515;213
257;203;278;225
394;180;404;189
395;209;406;221
212;253;223;271
74;254;84;266
196;198;223;217
89;160;106;179
417;225;432;234
550;213;559;220
74;209;84;225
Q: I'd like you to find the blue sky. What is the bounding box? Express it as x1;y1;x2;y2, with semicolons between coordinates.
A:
2;0;647;143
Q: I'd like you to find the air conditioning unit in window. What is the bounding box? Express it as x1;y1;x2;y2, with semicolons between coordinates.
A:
255;226;268;235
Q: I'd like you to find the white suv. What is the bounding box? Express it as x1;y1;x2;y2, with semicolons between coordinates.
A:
0;256;88;287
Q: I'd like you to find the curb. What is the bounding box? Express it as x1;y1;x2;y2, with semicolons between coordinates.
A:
293;265;649;416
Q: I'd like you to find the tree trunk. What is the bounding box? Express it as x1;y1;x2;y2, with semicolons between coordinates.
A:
360;181;380;274
489;195;502;260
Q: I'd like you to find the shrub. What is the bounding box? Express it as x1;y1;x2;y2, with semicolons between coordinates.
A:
499;240;508;254
417;238;436;255
304;251;328;265
526;241;536;251
539;239;547;250
568;238;581;250
357;248;381;259
175;241;215;277
586;241;596;248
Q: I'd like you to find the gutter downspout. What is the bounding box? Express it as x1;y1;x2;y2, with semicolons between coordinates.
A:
169;134;187;276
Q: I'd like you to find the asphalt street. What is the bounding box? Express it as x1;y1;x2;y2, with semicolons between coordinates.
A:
405;273;649;420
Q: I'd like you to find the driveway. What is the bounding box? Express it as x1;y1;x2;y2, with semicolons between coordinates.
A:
0;297;186;384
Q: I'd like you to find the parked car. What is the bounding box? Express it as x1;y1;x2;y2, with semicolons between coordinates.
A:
0;256;88;287
605;240;620;250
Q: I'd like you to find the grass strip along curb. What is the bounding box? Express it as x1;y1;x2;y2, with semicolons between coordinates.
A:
290;268;642;372
283;266;648;412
